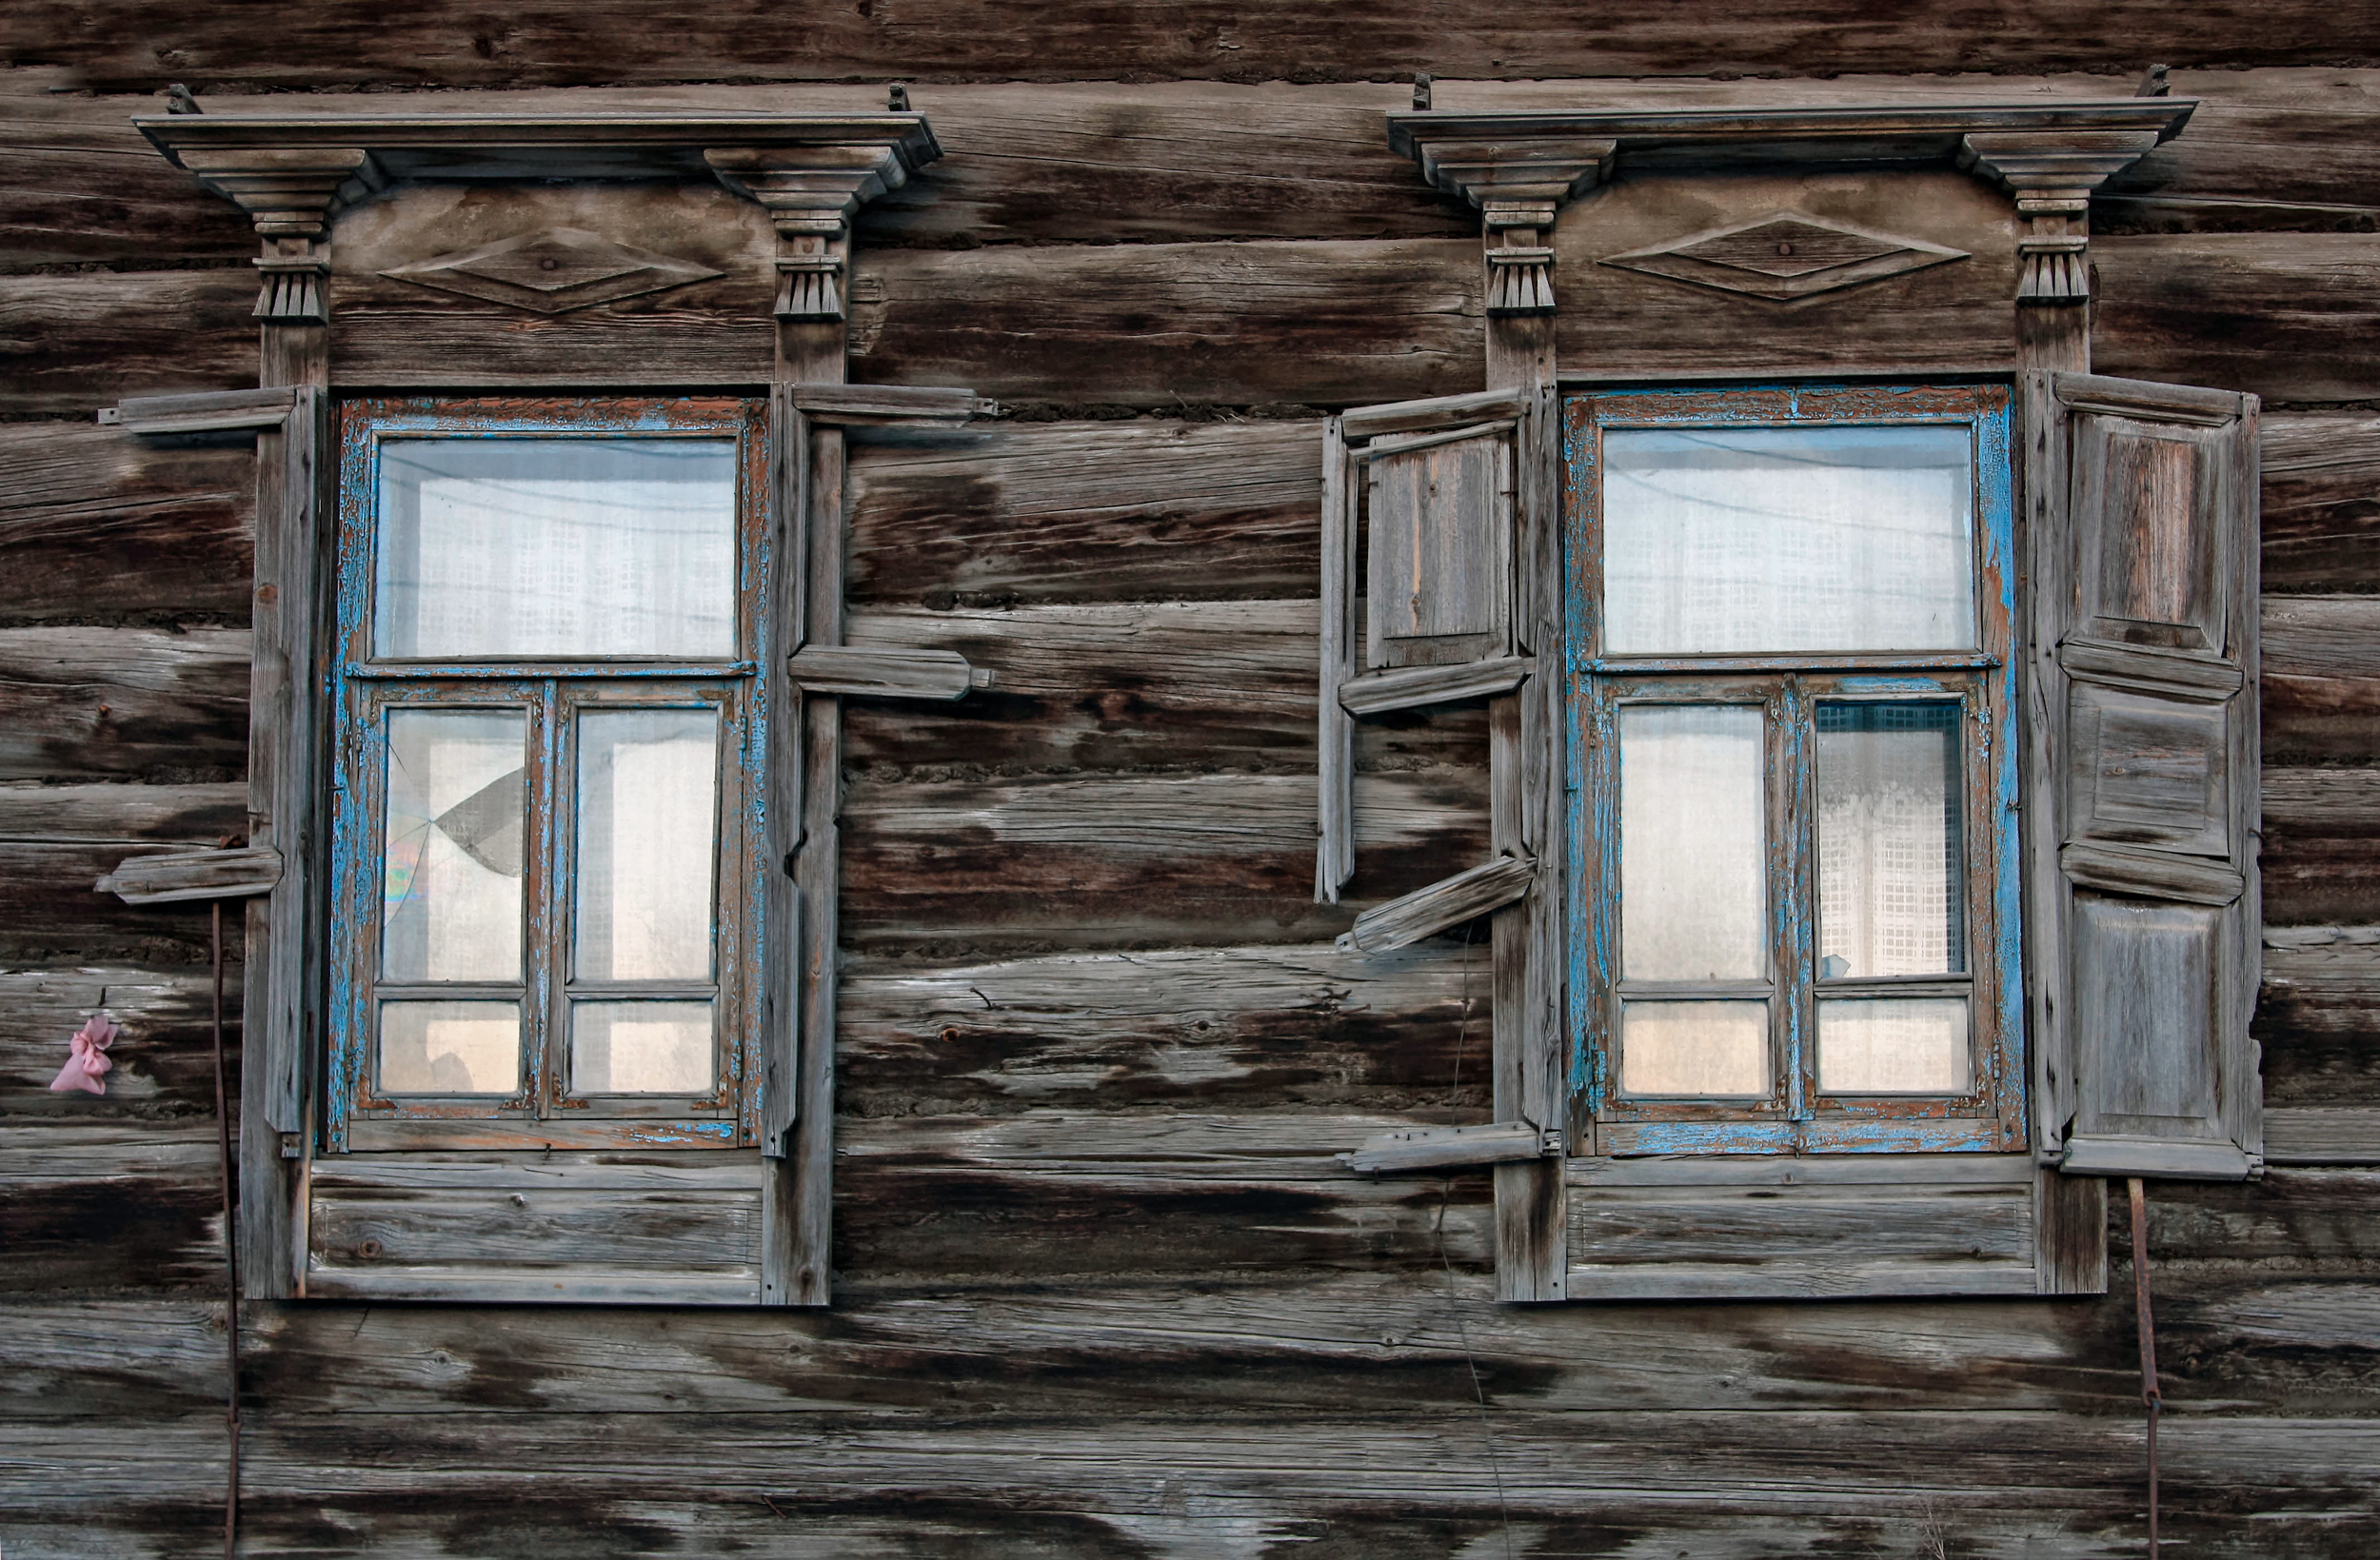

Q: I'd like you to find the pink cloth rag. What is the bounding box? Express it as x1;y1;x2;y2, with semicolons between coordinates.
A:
50;1014;118;1096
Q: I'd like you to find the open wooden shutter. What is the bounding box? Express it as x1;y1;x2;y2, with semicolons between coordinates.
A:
2029;371;2262;1181
1322;385;1567;1301
99;386;326;1297
1318;386;1536;904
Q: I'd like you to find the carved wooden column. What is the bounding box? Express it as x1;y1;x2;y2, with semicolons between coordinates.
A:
168;147;381;1295
1962;127;2168;1265
710;131;937;1306
1391;124;1614;1302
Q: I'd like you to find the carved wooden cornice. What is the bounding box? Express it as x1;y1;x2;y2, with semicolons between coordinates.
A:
136;113;942;323
1388;100;2193;314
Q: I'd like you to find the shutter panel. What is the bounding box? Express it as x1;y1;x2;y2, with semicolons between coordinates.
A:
2032;371;2261;1181
1316;387;1535;904
1365;422;1512;668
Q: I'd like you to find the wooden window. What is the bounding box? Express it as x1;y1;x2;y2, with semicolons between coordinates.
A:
1566;383;2024;1156
327;398;771;1152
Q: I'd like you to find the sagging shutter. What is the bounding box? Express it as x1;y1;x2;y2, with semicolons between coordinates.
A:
1318;387;1537;903
98;385;326;1298
2030;371;2262;1181
768;382;994;1306
1320;385;1568;1301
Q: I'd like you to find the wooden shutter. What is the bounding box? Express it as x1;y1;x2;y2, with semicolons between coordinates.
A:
1321;385;1567;1301
2029;371;2261;1181
1317;387;1536;903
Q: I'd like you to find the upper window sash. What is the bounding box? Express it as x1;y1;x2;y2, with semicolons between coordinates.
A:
1564;382;2016;673
335;399;769;674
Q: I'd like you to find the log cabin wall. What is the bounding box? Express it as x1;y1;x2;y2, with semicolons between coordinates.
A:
4;6;2379;1551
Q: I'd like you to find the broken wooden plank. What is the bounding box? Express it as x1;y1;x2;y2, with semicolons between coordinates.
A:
93;845;282;904
1339;655;1532;716
97;386;294;437
789;382;997;425
1336;854;1535;955
786;644;989;701
1338;1120;1557;1175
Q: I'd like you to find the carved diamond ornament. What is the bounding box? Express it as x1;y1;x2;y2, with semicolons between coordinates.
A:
382;227;724;313
1600;213;1967;302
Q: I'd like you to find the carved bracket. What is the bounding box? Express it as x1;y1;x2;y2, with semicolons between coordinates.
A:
707;142;931;322
170;148;384;322
1961;129;2167;306
1396;134;1616;315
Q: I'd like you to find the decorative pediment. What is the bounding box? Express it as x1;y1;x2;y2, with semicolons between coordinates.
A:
1388;100;2194;314
381;227;724;314
1601;212;1968;303
135;112;941;323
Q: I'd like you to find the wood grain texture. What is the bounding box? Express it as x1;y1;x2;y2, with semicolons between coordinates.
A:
0;268;253;417
4;1410;2378;1560
10;35;2380;1557
1568;1157;2042;1301
838;938;1496;1116
841;601;1486;780
835;1112;1493;1281
14;233;2380;417
851;238;1480;407
846;418;1321;608
13;71;2380;265
0;1125;224;1295
0;786;248;961
2257;921;2380;1110
14;6;2380;89
2263;768;2380;929
2262;412;2380;594
0;627;248;781
0;424;252;627
2094;233;2380;403
0;962;228;1121
23;1267;2380;1424
2265;1108;2380;1163
841;768;1488;955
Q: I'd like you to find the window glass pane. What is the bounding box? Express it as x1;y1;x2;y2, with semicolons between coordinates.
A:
1602;425;1974;653
379;999;520;1095
1620;1000;1768;1097
575;707;718;982
1818;997;1969;1094
382;708;524;982
1620;704;1766;980
1816;702;1964;978
572;1000;715;1094
376;438;737;659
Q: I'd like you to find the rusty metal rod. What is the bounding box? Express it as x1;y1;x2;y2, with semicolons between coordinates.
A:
212;902;241;1558
2130;1175;2160;1554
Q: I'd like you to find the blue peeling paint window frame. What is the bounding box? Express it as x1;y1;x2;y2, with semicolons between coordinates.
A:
324;397;773;1155
1561;382;2025;1156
